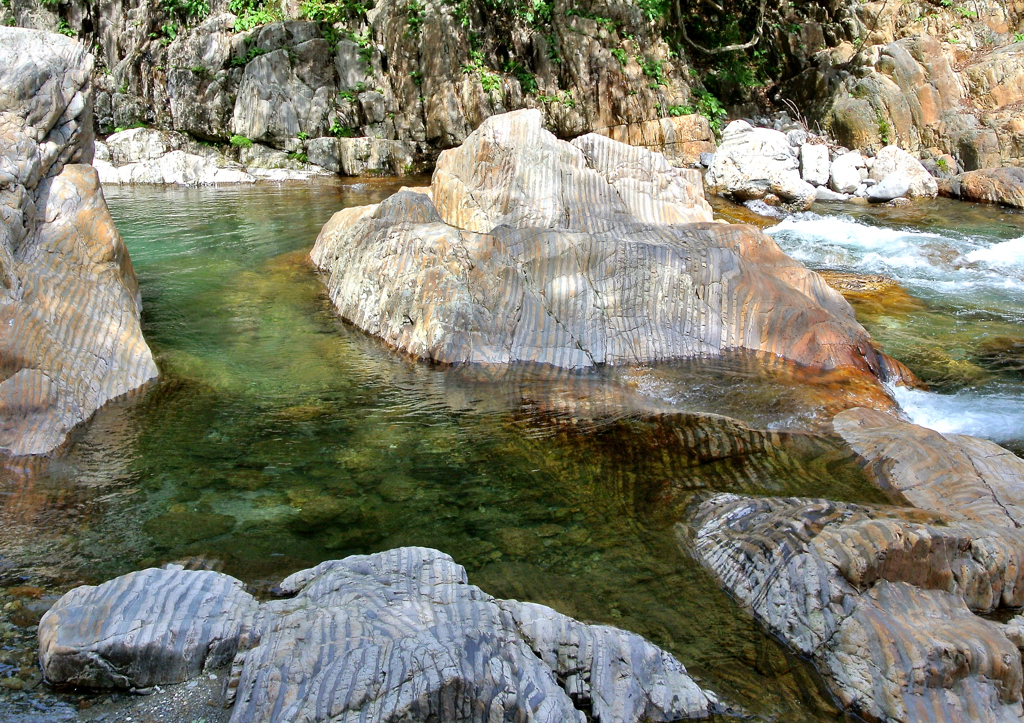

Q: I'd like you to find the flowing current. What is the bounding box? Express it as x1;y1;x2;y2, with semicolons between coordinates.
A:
767;202;1024;449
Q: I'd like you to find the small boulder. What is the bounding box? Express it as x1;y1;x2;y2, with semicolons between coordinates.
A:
705;120;816;211
38;567;259;689
799;144;830;186
867;172;911;202
814;186;850;202
830;151;865;194
945;167;1024;209
869;146;937;199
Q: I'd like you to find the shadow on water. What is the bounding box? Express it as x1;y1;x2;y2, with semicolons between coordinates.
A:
0;182;901;721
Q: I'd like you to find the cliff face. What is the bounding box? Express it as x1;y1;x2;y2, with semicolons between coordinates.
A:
7;0;1020;174
0;27;158;457
5;0;715;171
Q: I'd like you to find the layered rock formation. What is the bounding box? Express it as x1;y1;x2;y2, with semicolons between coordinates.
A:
0;27;158;456
39;547;716;723
686;493;1024;723
14;0;714;173
835;406;1024;527
312;109;909;387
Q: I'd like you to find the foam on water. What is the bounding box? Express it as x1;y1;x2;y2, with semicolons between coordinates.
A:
891;385;1024;443
766;214;1024;319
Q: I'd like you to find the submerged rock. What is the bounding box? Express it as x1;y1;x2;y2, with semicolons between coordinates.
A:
686;493;1024;723
39;548;715;723
0;27;158;456
312;109;906;385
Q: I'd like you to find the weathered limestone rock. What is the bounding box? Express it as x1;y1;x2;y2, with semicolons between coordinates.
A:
869;145;938;198
799;143;830;186
38;549;715;722
867;172;910;202
0;27;158;456
834;406;1024;528
705;121;817;210
305;136;414;176
686;493;1024;723
595;114;716;167
231;31;337;146
95;149;256;185
943;167;1024;209
830;151;866;194
230;548;714;723
312;110;906;384
38;567;258;688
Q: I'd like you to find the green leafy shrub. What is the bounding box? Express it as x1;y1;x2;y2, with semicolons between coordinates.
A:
405;0;424;35
288;151;308;162
300;0;370;24
230;134;254;147
642;57;667;87
161;0;209;19
610;48;628;65
692;89;726;132
230;0;281;31
297;131;310;140
1015;32;1024;42
636;0;667;21
504;60;537;94
329;119;357;137
231;44;270;66
57;19;75;36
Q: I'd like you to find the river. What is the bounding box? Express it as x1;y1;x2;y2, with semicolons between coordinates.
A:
1;182;1021;721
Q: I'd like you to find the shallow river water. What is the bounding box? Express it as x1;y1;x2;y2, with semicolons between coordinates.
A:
2;182;1023;721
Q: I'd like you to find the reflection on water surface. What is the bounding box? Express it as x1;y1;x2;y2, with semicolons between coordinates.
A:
4;182;1000;722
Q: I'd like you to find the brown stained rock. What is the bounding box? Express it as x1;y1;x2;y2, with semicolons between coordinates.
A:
0;28;158;456
312;110;907;385
595;115;716;168
946;167;1024;209
686;494;1024;723
834;407;1024;528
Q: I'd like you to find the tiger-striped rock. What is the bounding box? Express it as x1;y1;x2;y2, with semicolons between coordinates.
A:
685;494;1024;723
0;28;158;456
835;406;1024;528
311;109;908;386
228;547;713;723
38;566;259;688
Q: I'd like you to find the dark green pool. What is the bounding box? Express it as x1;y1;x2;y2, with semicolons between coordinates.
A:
5;182;1021;721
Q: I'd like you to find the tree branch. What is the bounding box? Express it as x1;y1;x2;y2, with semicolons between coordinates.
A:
678;0;768;54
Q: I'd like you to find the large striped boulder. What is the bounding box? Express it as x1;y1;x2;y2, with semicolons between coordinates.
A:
311;109;908;388
0;28;158;456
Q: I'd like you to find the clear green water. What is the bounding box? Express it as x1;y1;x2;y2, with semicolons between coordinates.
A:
2;183;989;721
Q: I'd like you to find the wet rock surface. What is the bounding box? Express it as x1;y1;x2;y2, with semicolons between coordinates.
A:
312;109;905;384
0;27;158;456
686;493;1024;723
38;548;715;723
835;406;1024;527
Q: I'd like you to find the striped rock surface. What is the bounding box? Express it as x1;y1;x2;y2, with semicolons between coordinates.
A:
0;27;158;456
685;494;1024;723
835;406;1024;528
38;566;259;688
311;110;907;382
228;547;713;723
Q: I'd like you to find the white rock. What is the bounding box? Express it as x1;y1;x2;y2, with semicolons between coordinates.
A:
867;172;911;202
830;151;866;194
705;120;816;211
814;186;850;202
800;144;830;186
105;127;173;165
101;151;255;185
870;145;938;199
